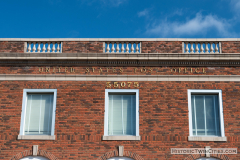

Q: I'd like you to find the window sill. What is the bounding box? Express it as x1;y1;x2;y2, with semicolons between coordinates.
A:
102;135;141;141
17;135;55;140
188;136;227;141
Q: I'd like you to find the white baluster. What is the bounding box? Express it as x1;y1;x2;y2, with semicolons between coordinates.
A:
205;42;209;53
195;42;199;53
111;42;115;53
136;42;139;53
42;42;46;53
106;42;110;53
185;42;189;53
32;42;36;52
121;42;125;53
27;42;32;52
210;42;214;53
52;42;56;53
126;42;129;53
215;42;219;53
190;42;194;53
56;42;60;53
37;43;41;53
200;42;204;54
47;42;51;53
130;42;134;53
116;42;120;53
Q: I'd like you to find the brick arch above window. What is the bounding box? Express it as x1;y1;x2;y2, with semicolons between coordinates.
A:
184;154;231;160
97;150;144;160
11;150;58;160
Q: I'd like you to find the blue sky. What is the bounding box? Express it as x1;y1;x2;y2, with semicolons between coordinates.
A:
0;0;240;38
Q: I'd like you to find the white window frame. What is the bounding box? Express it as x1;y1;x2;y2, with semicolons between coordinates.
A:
103;89;140;141
188;89;226;141
18;89;57;140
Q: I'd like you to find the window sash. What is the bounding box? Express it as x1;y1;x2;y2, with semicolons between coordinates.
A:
24;94;54;135
191;95;221;136
108;94;136;135
104;89;139;137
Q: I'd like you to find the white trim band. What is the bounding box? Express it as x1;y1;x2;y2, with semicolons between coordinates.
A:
102;136;141;141
188;136;227;141
1;38;240;41
17;135;55;140
1;74;240;81
2;53;240;60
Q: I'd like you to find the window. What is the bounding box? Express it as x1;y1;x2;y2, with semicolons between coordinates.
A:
103;89;140;141
196;158;219;160
107;157;134;160
188;90;226;141
20;156;49;160
18;89;57;140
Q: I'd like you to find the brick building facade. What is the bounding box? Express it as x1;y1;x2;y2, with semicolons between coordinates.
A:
0;38;240;160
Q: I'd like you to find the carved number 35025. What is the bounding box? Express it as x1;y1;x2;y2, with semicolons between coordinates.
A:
106;82;139;88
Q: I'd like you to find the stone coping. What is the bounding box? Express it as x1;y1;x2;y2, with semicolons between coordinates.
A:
102;135;141;141
188;136;227;141
0;53;240;60
1;38;240;41
17;135;55;140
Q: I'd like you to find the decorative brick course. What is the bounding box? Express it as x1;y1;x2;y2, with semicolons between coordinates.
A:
0;41;24;53
141;41;182;53
62;41;103;53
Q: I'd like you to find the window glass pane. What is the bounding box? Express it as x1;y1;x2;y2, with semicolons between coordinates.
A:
215;96;221;136
195;95;205;135
40;94;53;134
191;94;221;136
20;156;50;160
205;95;217;135
191;95;196;135
108;94;136;135
24;94;53;135
109;95;123;135
107;157;134;160
196;158;219;160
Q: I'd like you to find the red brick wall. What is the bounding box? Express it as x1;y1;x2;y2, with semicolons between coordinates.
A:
0;41;24;53
0;80;240;160
222;41;240;53
62;41;103;53
141;41;182;53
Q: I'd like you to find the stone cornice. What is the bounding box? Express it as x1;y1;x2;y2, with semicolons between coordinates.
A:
1;38;240;41
0;53;240;60
1;53;240;66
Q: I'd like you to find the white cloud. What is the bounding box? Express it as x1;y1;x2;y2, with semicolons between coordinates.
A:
138;8;149;17
146;13;235;37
